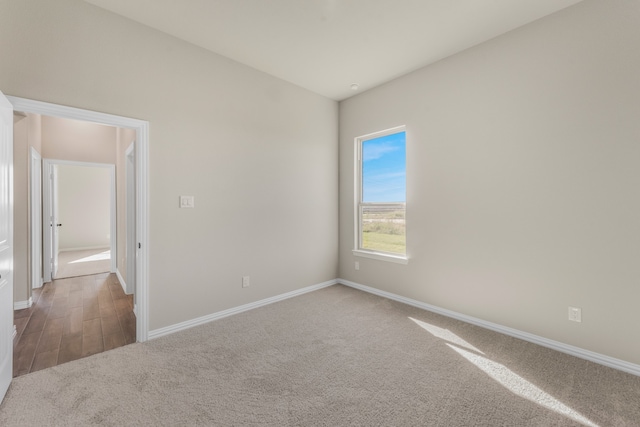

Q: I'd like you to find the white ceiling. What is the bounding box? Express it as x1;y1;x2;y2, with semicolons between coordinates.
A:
83;0;584;101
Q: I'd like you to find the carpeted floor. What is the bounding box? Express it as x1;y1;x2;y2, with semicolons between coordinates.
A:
1;285;639;426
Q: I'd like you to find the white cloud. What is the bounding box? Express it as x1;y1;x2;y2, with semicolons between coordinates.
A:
363;142;400;161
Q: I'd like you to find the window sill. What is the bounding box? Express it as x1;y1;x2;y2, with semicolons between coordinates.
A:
352;250;409;265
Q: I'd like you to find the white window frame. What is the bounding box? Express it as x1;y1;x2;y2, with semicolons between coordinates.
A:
353;125;408;265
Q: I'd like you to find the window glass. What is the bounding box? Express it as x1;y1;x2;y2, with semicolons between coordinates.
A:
357;129;406;256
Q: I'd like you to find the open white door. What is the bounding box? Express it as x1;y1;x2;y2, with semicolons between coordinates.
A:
30;147;42;289
43;161;60;282
126;143;136;295
51;165;59;279
0;91;14;402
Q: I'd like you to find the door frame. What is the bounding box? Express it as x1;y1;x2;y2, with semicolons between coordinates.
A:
125;142;135;296
8;96;150;342
0;91;14;406
43;159;117;279
29;147;42;289
42;162;58;282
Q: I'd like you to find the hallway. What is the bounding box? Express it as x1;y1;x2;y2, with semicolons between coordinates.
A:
13;273;135;377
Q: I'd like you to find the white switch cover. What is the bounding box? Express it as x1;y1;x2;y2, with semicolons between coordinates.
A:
180;196;195;208
568;306;582;322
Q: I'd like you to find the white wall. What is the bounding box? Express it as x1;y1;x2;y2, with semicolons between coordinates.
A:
13;0;635;370
41;115;116;164
12;114;29;303
339;0;640;366
57;165;111;251
12;112;42;304
0;0;339;330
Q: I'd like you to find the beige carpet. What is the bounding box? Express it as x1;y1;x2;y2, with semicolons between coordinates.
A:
1;285;639;426
55;248;111;279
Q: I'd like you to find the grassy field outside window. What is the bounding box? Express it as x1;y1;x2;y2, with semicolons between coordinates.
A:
360;204;405;254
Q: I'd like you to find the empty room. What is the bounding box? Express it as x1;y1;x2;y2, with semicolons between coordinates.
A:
0;0;639;425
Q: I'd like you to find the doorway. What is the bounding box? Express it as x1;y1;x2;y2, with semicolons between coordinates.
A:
43;160;116;281
8;96;149;343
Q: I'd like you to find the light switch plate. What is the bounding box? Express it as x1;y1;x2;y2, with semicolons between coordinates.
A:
568;306;582;322
180;195;194;208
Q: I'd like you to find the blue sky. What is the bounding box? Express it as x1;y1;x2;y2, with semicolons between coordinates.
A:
362;131;406;202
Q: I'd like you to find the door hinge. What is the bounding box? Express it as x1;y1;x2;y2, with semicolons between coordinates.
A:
138;243;141;249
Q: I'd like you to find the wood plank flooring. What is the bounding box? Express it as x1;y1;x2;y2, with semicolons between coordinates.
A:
13;272;135;377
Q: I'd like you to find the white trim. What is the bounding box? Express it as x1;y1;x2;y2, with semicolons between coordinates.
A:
41;160;55;282
59;246;110;253
1;91;14;401
148;279;338;340
125;142;136;295
354;125;407;259
12;326;16;341
338;278;640;377
14;298;32;310
115;268;128;295
41;159;113;167
352;249;409;265
29;147;42;290
8;96;150;343
353;138;360;254
135;119;150;343
356;125;407;142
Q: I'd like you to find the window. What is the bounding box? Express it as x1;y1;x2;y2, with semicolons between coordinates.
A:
354;126;407;263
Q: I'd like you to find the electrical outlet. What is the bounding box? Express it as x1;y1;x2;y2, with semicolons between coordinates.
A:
179;195;195;208
355;261;360;271
568;306;582;322
242;276;250;288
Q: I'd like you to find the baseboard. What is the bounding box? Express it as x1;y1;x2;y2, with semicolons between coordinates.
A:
59;246;110;252
149;279;338;340
32;278;44;289
115;269;128;295
338;278;640;377
14;298;33;310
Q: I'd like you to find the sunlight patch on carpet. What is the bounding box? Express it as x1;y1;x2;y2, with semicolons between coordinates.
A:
448;344;599;427
409;317;484;354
